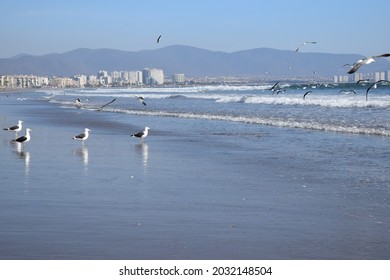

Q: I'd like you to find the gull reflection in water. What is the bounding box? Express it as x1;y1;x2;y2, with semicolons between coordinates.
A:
14;142;31;177
74;146;89;172
134;143;149;169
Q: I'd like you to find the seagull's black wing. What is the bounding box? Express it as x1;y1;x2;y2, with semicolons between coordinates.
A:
348;62;363;74
269;81;279;91
365;81;388;101
13;135;27;143
4;125;19;131
303;91;312;99
97;98;116;111
74;132;86;140
132;131;144;138
356;79;370;84
374;53;390;58
157;35;162;43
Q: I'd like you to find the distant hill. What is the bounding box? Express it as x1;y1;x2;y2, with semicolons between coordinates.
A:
1;45;390;78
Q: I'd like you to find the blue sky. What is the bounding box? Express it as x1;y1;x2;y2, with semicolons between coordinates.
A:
1;0;389;58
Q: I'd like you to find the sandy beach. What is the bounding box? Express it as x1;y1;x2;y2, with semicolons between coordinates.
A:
1;90;390;260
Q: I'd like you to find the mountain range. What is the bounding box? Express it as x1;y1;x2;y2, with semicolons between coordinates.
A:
1;45;390;79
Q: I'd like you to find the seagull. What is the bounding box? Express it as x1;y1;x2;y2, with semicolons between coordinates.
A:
73;128;91;144
274;89;286;95
365;80;388;101
303;91;312;99
338;89;356;95
137;96;147;106
348;53;390;74
157;35;162;43
269;81;280;91
3;120;23;135
97;98;116;111
295;41;317;52
131;127;150;143
13;128;32;144
75;98;82;109
356;79;370;84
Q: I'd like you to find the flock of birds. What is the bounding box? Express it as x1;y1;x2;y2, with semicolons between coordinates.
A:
269;78;389;101
3;95;151;148
271;42;390;101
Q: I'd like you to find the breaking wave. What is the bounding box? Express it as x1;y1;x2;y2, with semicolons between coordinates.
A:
105;108;390;137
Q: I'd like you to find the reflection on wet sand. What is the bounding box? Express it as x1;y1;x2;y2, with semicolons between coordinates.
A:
14;142;31;178
134;143;149;169
74;146;89;173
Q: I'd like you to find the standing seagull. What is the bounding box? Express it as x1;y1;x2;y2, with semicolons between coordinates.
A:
75;98;82;109
3;120;23;136
137;96;147;106
131;127;150;143
13;128;32;145
348;53;390;74
157;35;162;43
73;128;91;144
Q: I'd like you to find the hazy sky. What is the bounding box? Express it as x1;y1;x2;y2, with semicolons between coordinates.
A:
1;0;389;58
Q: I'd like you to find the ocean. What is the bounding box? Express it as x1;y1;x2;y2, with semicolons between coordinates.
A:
1;83;390;259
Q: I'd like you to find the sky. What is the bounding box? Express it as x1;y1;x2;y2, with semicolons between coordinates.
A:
1;0;389;58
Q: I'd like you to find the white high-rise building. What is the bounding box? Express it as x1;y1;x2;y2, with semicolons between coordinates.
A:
142;68;164;85
172;73;185;84
128;71;143;85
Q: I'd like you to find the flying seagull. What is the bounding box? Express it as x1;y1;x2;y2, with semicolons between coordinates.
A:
356;79;370;84
269;81;280;91
338;89;356;95
73;128;91;144
131;127;150;143
157;35;162;43
303;91;312;99
365;80;388;101
295;41;317;52
3;120;23;136
13;128;32;145
348;53;390;74
97;98;116;111
137;96;147;106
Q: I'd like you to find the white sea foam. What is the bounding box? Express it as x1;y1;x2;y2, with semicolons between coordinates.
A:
44;86;390;109
104;108;390;137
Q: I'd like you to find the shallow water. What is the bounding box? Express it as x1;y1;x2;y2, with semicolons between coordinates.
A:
1;86;390;259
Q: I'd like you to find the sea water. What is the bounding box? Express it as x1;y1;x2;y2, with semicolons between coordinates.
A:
44;83;390;136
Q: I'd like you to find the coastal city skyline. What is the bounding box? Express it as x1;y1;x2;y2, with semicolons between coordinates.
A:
2;68;389;90
1;0;389;59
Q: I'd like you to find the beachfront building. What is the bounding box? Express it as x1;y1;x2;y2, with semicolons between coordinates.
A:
374;72;386;82
73;75;87;87
87;75;98;86
142;68;164;85
49;77;76;88
0;75;49;88
333;75;349;83
128;71;143;85
172;73;185;84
